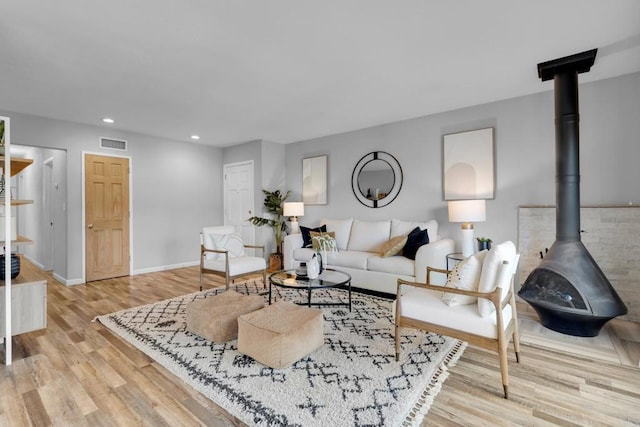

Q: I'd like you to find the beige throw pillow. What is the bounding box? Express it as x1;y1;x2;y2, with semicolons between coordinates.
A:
379;235;408;257
441;254;483;306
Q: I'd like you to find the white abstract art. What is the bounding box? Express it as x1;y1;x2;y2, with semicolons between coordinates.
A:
443;127;495;200
302;155;327;205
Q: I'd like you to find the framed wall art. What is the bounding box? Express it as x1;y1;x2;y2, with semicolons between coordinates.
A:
443;127;495;200
302;155;327;205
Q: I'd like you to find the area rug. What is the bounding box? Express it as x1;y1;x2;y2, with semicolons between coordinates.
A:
96;281;466;426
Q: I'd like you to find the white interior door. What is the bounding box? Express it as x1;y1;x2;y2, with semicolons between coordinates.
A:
224;161;254;245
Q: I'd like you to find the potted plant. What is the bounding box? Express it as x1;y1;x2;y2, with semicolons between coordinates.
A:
477;237;492;251
0;119;5;155
248;189;290;270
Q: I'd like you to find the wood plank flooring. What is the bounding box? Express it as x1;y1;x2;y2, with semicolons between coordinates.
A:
1;263;639;426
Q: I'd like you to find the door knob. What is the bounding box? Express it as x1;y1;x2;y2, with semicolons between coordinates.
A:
87;224;94;229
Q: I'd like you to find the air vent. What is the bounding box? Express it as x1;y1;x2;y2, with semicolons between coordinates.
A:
100;137;127;151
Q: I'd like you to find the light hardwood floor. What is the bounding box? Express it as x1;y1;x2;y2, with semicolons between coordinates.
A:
1;263;639;426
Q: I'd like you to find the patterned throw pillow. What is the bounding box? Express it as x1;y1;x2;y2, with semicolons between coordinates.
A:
212;233;246;258
310;231;336;252
441;254;483;306
379;235;408;257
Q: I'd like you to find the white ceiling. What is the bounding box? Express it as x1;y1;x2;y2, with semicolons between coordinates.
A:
1;1;640;147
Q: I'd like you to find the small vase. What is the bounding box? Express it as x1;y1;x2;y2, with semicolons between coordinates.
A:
316;252;324;274
307;255;319;279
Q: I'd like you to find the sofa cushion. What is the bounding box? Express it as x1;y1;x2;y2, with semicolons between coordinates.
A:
293;247;316;262
327;250;370;270
320;218;353;251
402;227;430;260
477;241;517;318
367;255;414;276
379;235;407;257
399;287;513;339
391;219;438;242
441;253;482;306
300;225;327;248
347;220;391;252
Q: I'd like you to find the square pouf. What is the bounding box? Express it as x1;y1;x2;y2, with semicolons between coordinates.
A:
238;301;324;369
186;290;265;343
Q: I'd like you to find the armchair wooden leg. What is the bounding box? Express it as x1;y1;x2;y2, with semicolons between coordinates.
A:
199;271;204;291
498;344;510;399
395;323;400;362
513;329;521;364
394;297;401;362
262;270;267;289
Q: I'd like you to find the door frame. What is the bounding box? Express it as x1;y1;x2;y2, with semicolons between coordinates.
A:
81;151;133;283
42;156;55;270
223;160;255;245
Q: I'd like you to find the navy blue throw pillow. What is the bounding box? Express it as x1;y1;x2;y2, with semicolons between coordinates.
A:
300;225;327;248
402;226;430;260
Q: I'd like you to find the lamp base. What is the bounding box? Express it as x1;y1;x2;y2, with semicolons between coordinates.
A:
460;226;475;258
289;219;300;235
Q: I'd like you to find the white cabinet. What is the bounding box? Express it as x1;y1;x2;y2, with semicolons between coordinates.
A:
0;273;47;338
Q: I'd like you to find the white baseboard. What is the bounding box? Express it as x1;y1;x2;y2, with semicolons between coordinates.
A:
132;260;199;276
60;276;85;286
22;255;84;286
22;254;45;270
26;261;199;286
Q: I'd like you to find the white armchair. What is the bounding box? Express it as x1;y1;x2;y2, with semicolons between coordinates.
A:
200;226;267;291
394;241;521;398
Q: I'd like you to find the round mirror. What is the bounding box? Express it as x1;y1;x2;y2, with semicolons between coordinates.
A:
352;151;403;208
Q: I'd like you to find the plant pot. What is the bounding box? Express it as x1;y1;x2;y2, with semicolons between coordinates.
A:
0;253;21;280
477;241;492;251
269;253;283;270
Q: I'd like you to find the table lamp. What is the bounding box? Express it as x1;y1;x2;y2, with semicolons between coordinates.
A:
448;199;486;257
283;202;304;234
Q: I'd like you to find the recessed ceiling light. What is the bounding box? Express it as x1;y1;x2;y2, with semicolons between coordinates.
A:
191;135;200;140
102;117;115;124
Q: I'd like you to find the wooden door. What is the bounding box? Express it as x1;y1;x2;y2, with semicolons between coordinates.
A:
224;161;254;245
85;154;130;281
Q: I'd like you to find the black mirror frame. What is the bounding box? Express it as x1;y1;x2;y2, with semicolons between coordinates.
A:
351;151;403;208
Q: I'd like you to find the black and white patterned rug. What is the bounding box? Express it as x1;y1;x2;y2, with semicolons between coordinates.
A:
96;280;465;426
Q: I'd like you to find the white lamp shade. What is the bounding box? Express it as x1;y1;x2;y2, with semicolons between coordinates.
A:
448;200;486;223
283;202;304;217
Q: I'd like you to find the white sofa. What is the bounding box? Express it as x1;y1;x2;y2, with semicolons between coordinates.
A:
283;218;455;295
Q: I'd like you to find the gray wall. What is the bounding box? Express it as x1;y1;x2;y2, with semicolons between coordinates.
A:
285;72;640;250
3;71;638;282
1;110;223;284
222;139;287;255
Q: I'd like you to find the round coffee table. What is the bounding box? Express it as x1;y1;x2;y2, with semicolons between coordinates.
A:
268;268;352;311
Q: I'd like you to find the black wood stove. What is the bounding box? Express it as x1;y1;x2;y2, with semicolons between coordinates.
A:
518;49;628;337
